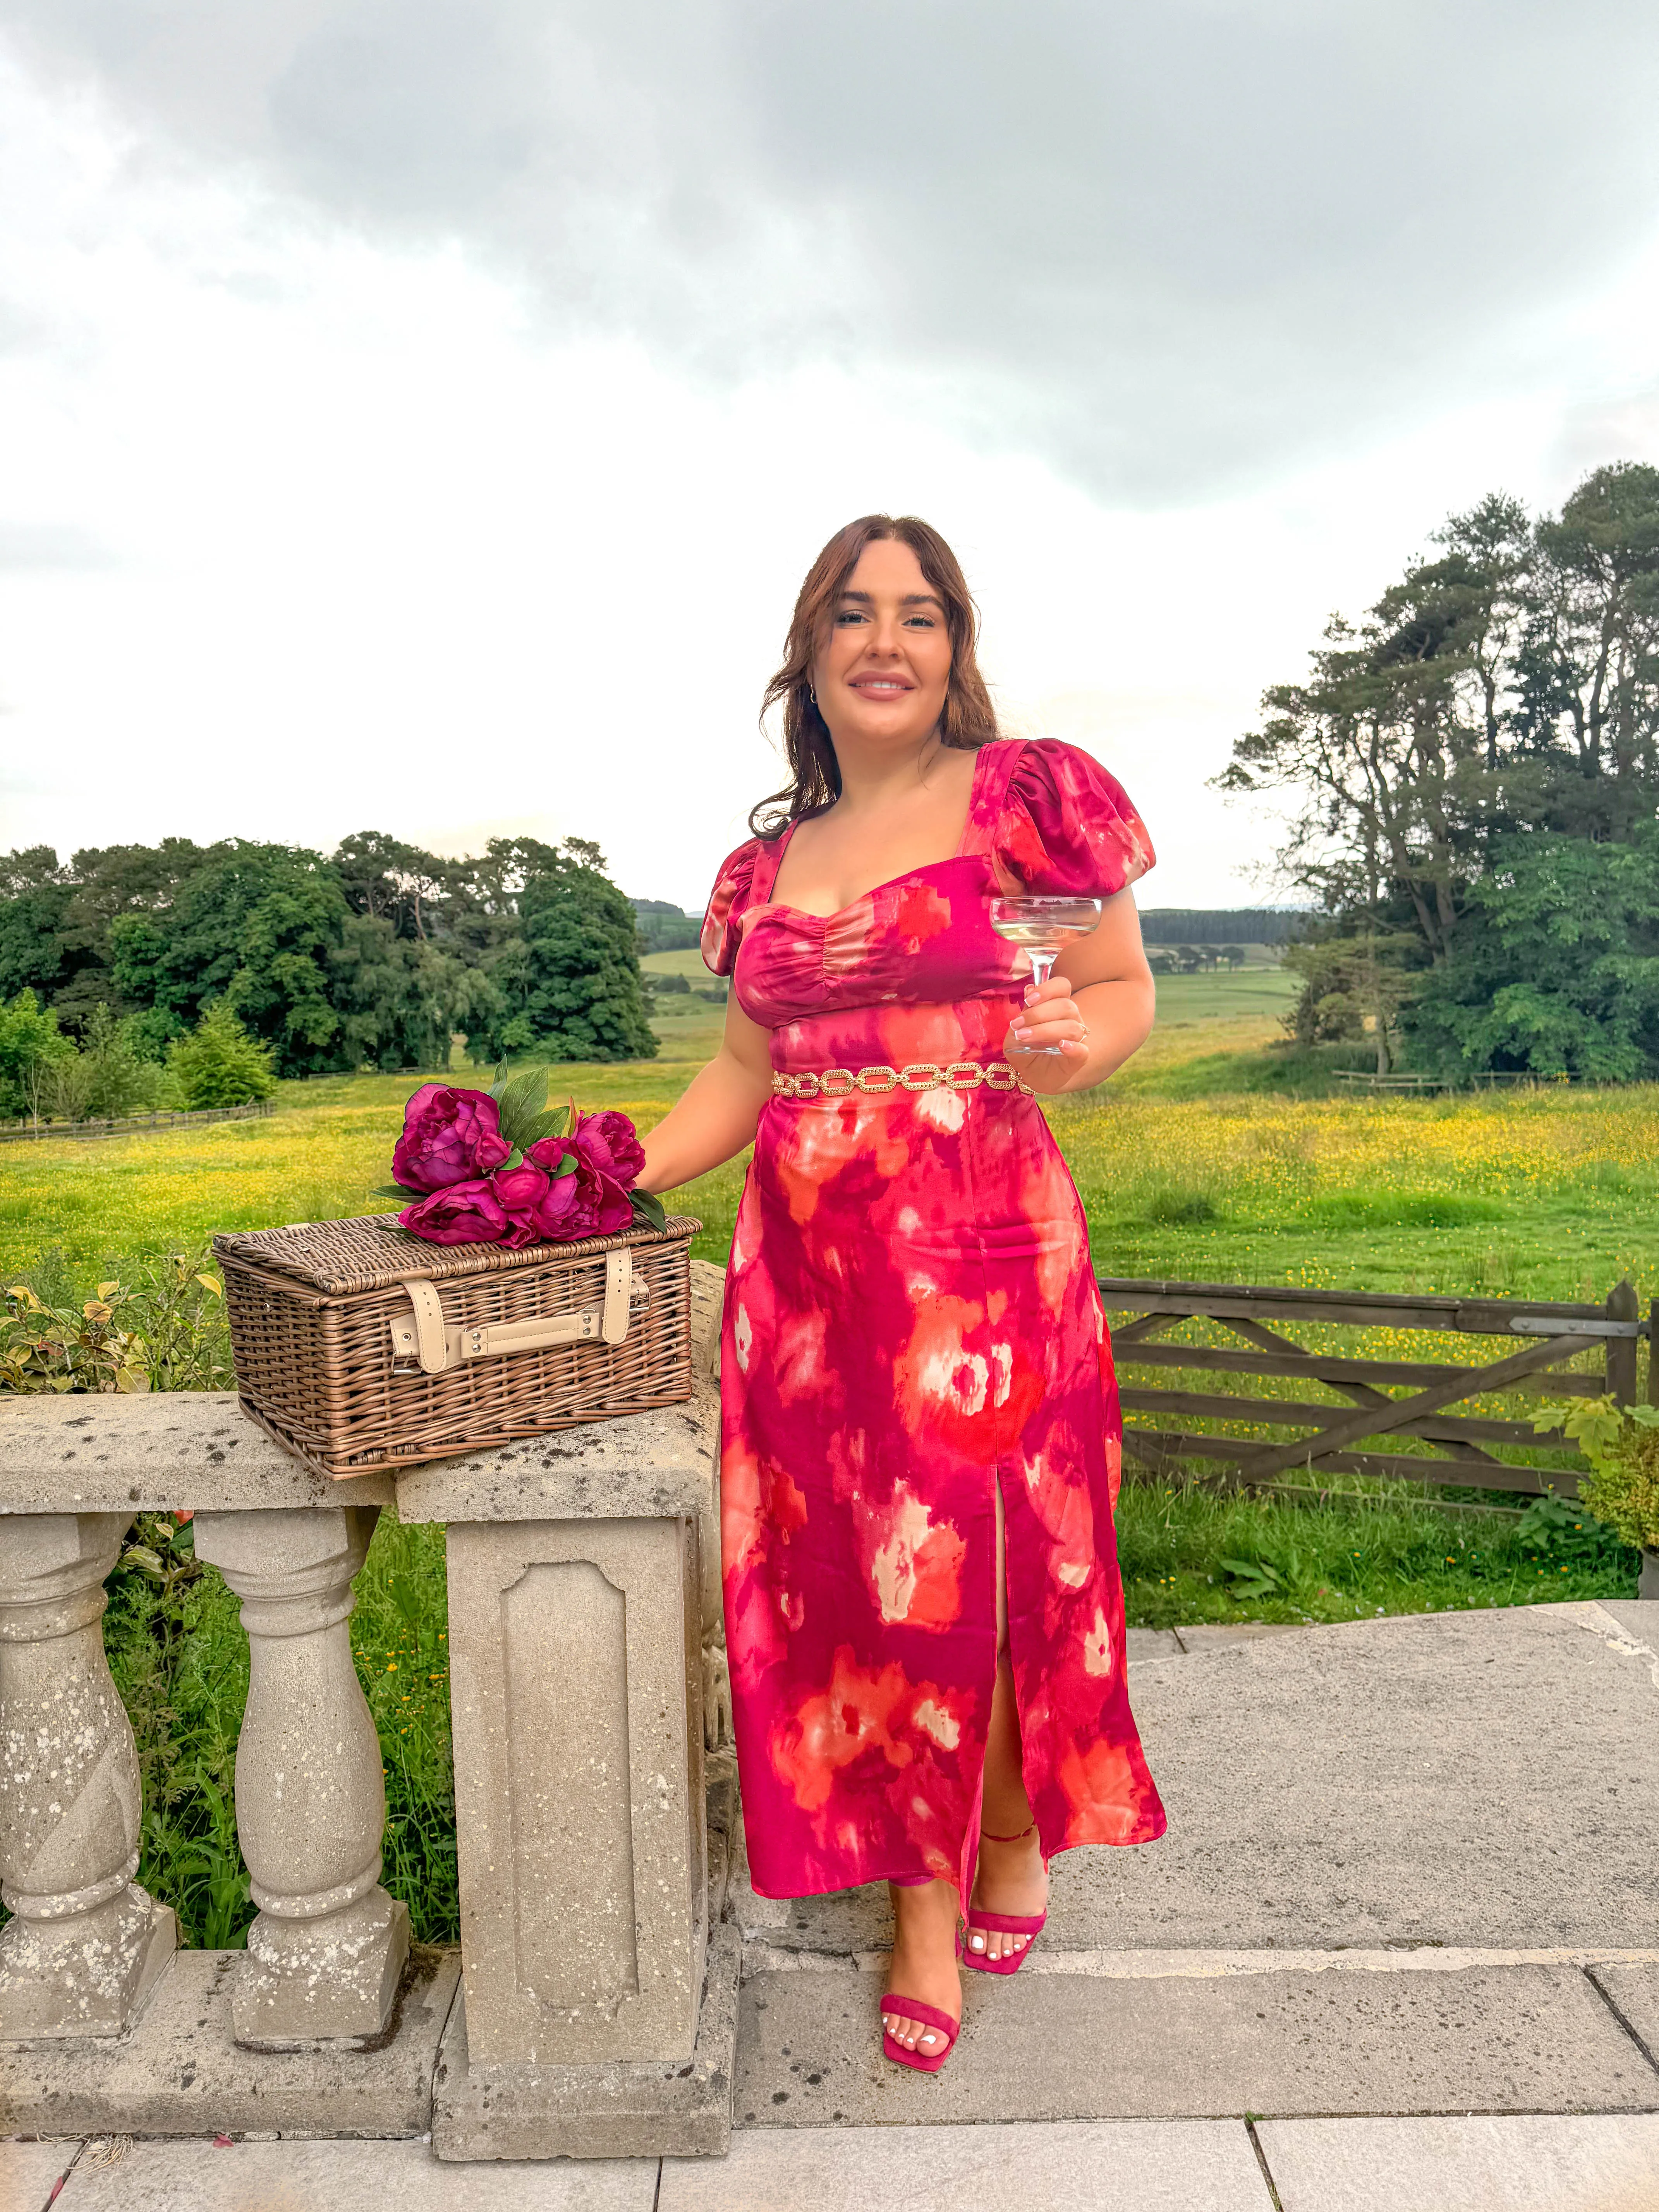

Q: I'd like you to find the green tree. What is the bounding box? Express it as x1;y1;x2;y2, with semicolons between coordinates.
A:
0;849;77;1007
109;844;350;1077
0;989;76;1121
331;832;456;942
1406;828;1659;1080
76;1003;166;1118
1217;464;1659;1077
1511;463;1659;824
483;838;657;1062
167;1001;279;1108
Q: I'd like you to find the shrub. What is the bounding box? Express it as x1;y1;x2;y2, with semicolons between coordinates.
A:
1532;1396;1659;1552
67;1004;169;1120
167;1000;278;1108
1;1250;231;1395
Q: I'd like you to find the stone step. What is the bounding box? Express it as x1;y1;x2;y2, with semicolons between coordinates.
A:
732;1602;1659;1959
733;1953;1659;2129
0;1948;459;2142
20;2115;1659;2210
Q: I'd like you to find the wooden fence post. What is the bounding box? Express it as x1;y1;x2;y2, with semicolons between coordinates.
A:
1606;1279;1639;1409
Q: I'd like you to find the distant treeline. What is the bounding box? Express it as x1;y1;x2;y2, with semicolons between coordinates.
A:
630;898;702;953
0;831;657;1084
1138;909;1306;946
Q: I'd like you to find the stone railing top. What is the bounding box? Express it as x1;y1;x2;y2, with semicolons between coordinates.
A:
392;1393;715;1524
0;1387;714;1521
0;1391;394;1515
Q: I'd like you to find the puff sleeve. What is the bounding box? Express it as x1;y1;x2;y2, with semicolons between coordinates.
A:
700;839;764;975
993;739;1155;898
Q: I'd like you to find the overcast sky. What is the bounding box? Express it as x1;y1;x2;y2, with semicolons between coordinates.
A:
3;2;1659;911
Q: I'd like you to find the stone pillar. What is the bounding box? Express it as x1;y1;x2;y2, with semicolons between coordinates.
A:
0;1512;175;2038
193;1504;409;2042
445;1514;706;2067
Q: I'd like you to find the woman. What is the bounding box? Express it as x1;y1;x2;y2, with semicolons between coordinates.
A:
638;514;1166;2073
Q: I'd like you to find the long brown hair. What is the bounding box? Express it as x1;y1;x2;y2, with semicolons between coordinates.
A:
750;514;1000;837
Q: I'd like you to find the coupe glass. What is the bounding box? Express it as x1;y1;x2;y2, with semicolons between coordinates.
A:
988;895;1104;1054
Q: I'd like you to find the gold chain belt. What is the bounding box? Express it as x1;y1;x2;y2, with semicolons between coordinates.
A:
770;1059;1034;1101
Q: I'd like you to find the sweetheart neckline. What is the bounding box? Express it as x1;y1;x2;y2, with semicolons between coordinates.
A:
758;742;1008;923
757;853;982;927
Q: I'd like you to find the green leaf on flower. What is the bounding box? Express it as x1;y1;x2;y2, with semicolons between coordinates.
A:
495;1066;550;1148
503;1147;523;1170
523;1105;572;1148
488;1060;510;1100
629;1187;667;1234
546;1151;579;1178
370;1183;422;1200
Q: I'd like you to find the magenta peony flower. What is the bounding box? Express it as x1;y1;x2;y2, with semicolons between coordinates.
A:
568;1109;646;1186
526;1137;635;1238
392;1084;512;1194
400;1176;510;1245
490;1160;553;1249
529;1162;600;1241
584;1163;637;1235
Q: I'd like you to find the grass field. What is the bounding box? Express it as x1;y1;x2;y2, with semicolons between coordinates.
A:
5;960;1655;1304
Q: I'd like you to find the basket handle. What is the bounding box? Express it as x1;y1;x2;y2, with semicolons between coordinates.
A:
391;1250;635;1376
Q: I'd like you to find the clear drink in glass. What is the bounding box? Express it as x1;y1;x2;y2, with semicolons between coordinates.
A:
988;896;1104;1055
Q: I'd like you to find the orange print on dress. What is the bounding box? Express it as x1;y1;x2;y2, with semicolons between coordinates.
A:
769;1646;939;1813
853;1481;967;1631
1056;1735;1147;1845
892;880;953;952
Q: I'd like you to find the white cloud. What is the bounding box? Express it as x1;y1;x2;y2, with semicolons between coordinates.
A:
9;1;1659;496
0;26;1657;910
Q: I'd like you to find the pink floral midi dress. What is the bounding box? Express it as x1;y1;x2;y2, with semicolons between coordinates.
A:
702;737;1167;1901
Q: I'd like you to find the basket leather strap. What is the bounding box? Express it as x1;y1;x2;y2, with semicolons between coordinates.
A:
399;1279;450;1375
602;1248;631;1344
392;1251;635;1376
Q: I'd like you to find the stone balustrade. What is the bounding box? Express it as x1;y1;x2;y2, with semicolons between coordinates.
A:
0;1261;735;2160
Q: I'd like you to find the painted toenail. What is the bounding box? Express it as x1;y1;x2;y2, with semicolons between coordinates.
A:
969;1934;984;1949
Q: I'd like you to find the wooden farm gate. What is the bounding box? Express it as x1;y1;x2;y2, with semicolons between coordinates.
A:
1096;1275;1652;1502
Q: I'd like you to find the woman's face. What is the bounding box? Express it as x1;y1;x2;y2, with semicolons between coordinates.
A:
812;537;953;753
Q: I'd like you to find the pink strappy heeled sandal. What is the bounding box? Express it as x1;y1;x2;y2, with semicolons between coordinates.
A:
962;1820;1048;1977
881;1997;961;2073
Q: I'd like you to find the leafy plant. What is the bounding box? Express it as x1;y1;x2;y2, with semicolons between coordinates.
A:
488;1061;579;1155
1531;1396;1659;1552
0;988;76;1122
1512;1491;1634;1572
71;1004;170;1120
1218;1552;1286;1601
1;1250;230;1396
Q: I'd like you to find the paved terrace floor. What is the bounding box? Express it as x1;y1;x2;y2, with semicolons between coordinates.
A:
7;1598;1657;2210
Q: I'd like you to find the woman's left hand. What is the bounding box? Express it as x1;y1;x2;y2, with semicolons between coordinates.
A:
1005;974;1089;1077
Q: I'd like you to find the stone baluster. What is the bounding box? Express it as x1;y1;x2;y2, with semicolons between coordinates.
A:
193;1503;409;2042
0;1512;175;2038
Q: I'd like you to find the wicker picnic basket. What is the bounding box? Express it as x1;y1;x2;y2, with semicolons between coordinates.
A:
213;1210;699;1480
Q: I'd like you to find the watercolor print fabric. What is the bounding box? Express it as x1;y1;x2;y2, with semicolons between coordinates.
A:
702;738;1167;1900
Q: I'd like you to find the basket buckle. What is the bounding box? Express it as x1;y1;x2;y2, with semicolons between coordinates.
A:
392;1250;634;1374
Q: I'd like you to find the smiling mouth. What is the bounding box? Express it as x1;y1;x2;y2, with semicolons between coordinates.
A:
850;676;913;695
